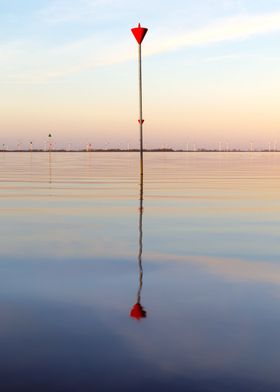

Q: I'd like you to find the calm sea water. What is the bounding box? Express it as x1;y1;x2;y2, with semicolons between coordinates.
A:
1;152;280;391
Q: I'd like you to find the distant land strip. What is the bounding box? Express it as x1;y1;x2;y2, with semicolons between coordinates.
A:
1;149;279;153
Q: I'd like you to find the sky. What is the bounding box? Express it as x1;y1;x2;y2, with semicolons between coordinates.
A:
1;0;280;149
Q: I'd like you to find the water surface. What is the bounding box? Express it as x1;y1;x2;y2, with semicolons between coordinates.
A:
1;152;280;391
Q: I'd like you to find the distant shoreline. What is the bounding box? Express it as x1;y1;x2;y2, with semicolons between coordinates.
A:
1;149;279;153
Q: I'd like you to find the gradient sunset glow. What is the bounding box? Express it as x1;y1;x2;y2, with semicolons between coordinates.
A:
1;0;280;150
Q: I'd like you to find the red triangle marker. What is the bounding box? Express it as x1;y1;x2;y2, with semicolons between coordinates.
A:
138;119;144;124
131;23;148;45
130;303;146;320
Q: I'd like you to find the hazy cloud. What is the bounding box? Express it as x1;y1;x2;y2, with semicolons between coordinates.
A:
1;10;280;83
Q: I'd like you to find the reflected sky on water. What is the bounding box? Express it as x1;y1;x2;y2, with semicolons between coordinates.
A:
1;152;280;391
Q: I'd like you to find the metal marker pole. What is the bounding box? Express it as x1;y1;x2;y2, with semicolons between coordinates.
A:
131;23;148;177
139;43;143;177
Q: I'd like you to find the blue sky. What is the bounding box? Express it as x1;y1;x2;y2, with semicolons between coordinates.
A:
1;0;280;149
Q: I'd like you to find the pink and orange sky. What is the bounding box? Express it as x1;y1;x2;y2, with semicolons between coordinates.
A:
1;0;280;150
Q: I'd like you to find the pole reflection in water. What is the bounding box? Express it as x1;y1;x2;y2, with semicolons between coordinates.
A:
130;174;147;320
48;150;52;184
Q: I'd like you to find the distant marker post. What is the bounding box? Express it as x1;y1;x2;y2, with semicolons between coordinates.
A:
48;133;52;152
131;23;148;177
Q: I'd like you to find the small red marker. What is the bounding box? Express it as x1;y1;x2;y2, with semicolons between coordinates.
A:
131;23;148;45
130;302;147;320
